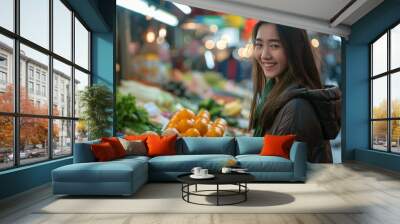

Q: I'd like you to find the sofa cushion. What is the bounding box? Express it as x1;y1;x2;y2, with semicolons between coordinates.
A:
236;137;263;155
119;138;147;156
101;137;127;158
91;142;118;161
52;159;147;183
260;134;296;159
73;139;100;163
179;137;235;155
147;134;177;157
236;155;293;172
115;155;150;163
148;154;235;172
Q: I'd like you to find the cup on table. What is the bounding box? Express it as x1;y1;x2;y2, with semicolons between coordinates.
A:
191;167;202;176
221;167;232;174
199;169;208;176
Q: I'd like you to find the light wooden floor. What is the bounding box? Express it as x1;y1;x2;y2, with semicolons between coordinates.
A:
1;162;400;224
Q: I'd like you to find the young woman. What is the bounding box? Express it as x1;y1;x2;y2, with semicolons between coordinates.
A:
248;21;341;163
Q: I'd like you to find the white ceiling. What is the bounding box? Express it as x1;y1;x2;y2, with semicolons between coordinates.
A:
167;0;384;37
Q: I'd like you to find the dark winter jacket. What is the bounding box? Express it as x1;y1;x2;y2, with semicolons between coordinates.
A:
261;84;341;163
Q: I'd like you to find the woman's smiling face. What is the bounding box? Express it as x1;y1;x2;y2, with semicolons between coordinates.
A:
253;24;288;80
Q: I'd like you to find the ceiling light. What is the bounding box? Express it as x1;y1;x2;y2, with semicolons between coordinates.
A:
146;31;156;43
216;40;227;50
205;40;215;50
117;0;178;26
172;2;191;15
311;38;320;48
159;28;167;38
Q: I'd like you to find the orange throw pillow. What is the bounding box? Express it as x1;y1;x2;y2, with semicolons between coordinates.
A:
101;137;126;158
124;135;149;141
91;142;117;161
260;134;296;159
146;134;177;157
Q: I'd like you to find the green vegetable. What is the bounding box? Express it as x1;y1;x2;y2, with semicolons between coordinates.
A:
198;98;223;119
116;92;161;134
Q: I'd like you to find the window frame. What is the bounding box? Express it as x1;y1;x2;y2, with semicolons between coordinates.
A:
0;0;92;171
370;20;400;154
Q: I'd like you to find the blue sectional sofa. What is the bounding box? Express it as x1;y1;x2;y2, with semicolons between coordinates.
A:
52;137;307;196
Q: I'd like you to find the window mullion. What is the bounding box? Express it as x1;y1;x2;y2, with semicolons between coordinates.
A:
370;45;373;149
49;0;53;160
388;29;391;153
71;11;76;154
14;0;20;167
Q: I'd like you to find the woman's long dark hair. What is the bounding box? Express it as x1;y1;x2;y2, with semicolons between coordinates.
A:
248;21;322;134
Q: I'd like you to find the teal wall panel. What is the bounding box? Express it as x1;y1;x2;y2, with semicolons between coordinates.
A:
0;158;72;199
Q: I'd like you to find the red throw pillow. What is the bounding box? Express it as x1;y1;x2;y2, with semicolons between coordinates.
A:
260;134;296;159
146;134;177;157
101;137;126;158
91;142;117;161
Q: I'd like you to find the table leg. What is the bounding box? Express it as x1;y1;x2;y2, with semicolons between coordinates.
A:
245;183;247;201
187;184;190;202
217;184;219;206
195;184;197;192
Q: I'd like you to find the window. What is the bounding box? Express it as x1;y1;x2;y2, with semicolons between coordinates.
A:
28;81;34;94
36;83;40;95
42;85;46;97
53;59;72;117
20;0;49;49
371;23;400;154
0;0;14;32
0;35;14;113
35;70;41;81
0;71;6;85
0;55;7;67
75;18;89;70
0;0;91;170
0;54;7;86
53;0;72;60
28;67;34;80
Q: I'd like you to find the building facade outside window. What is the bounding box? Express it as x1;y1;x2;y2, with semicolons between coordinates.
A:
0;0;91;170
370;22;400;154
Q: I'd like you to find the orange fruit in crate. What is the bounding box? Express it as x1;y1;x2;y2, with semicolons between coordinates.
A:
197;109;210;120
194;118;209;136
183;128;201;137
213;123;225;131
214;118;227;127
205;126;223;137
162;128;180;136
169;114;180;124
176;108;196;120
176;119;195;133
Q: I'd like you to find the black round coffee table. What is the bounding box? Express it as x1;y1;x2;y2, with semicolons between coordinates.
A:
177;173;255;206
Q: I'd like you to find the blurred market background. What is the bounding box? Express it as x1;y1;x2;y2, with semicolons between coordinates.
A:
115;0;342;139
